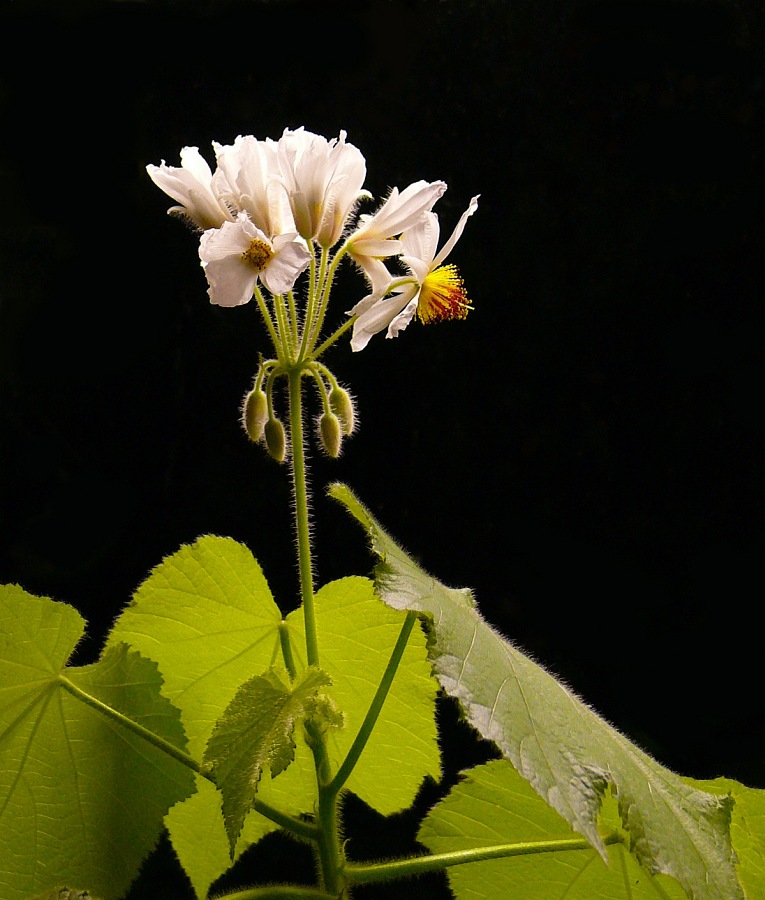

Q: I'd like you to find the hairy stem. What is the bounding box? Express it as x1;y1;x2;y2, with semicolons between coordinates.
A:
288;366;319;666
346;833;625;884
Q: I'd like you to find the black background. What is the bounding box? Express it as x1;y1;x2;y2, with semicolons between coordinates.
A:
1;1;764;897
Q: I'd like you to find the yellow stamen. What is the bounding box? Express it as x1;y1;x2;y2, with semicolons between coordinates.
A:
242;238;274;271
417;264;472;324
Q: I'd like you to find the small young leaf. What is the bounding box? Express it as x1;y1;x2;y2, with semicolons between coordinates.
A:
203;666;331;854
0;584;194;900
330;483;743;900
419;759;688;899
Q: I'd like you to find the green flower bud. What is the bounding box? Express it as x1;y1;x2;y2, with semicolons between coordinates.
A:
329;385;356;435
264;417;287;463
242;388;269;443
319;412;342;458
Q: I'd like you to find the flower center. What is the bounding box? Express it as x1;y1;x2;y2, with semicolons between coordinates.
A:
241;238;274;271
417;264;472;324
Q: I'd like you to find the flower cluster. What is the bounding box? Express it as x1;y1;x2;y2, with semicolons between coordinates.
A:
148;127;477;460
147;127;478;353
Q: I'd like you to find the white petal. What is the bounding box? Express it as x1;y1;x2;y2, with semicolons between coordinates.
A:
260;237;311;294
386;296;419;339
203;255;259;307
350;285;417;351
432;194;479;268
199;217;261;264
400;211;440;264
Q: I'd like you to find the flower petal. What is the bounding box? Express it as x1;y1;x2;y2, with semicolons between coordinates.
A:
432;194;479;268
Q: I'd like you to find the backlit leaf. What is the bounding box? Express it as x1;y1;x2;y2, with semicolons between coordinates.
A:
419;759;688;899
0;584;194;900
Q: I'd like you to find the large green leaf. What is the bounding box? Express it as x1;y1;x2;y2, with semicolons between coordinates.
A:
109;539;438;897
419;759;688;899
330;483;743;900
108;535;284;759
203;665;331;853
0;584;194;900
283;576;441;817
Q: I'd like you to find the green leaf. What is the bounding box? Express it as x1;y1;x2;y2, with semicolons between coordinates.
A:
330;483;743;900
283;576;441;816
419;759;688;899
0;584;194;900
203;666;331;854
108;535;284;760
28;891;101;900
689;777;765;900
110;543;438;898
164;775;280;900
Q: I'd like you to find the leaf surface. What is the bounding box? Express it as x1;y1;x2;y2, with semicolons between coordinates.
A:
283;576;440;816
108;535;284;759
690;777;765;900
0;584;194;900
419;759;688;899
330;483;743;900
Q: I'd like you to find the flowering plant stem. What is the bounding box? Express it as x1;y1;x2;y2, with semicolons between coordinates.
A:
288;366;320;667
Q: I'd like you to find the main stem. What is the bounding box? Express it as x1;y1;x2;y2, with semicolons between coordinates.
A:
286;365;345;894
288;366;319;667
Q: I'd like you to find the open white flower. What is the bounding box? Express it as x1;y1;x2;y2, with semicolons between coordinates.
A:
146;147;233;231
199;214;311;306
349;195;479;351
276;127;370;247
346;179;447;294
213;135;295;239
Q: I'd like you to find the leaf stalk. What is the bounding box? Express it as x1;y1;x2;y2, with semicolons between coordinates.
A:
345;832;625;884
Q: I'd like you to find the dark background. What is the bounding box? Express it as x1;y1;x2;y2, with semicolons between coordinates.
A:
1;0;764;897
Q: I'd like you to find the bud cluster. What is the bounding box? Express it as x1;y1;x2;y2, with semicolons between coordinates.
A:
241;360;357;462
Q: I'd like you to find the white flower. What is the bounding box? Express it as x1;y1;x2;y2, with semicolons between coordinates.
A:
276;127;370;247
349;195;479;351
346;179;447;294
198;214;311;306
212;135;295;239
146;147;233;231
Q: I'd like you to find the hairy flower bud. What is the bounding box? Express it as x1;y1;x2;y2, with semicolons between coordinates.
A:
319;412;342;458
242;388;269;442
329;386;356;435
264;418;287;463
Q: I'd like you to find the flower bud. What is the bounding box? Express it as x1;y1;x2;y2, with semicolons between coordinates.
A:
242;388;269;443
329;385;356;435
264;417;287;463
319;412;342;458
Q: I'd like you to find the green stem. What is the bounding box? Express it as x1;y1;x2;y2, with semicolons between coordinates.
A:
57;674;317;840
287;366;319;667
279;621;298;681
328;610;417;797
253;286;282;361
346;833;625;885
212;888;334;900
311;315;356;360
305;721;345;895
